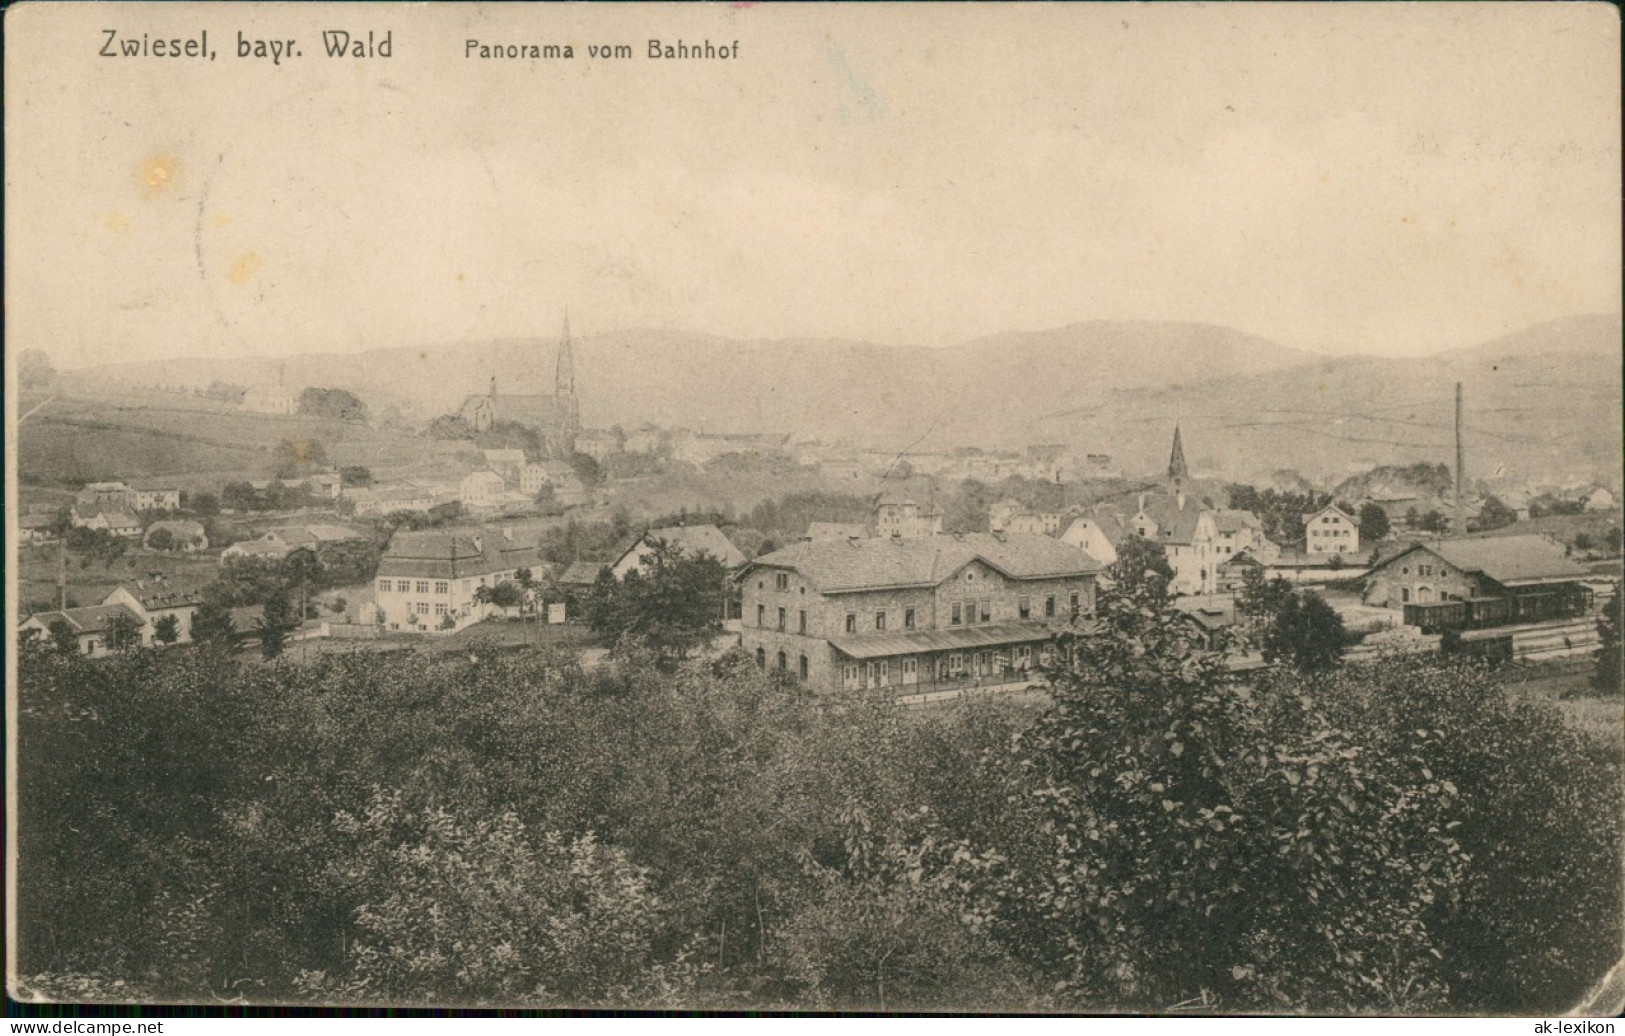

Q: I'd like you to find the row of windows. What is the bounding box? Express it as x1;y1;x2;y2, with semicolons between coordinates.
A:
841;646;1041;687
1400;564;1448;578
379;574;511;594
753;591;1085;635
380;579;450;594
402;601;450;616
755;647;811;679
1310;529;1352;538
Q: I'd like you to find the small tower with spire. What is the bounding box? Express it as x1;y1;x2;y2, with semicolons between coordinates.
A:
1167;424;1189;506
553;312;580;458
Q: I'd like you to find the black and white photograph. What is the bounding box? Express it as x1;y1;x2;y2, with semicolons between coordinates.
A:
6;1;1623;1016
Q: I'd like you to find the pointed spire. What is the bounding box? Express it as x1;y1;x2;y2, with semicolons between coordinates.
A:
554;311;580;458
1167;424;1189;485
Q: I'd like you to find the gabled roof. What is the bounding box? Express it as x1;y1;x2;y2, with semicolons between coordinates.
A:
107;585;204;611
806;522;869;540
558;561;610;585
378;527;538;579
746;532;1101;594
1211;509;1262;534
74;506;141;527
619;524;748;570
1134;493;1202;546
1304;503;1359;526
1385;535;1591;587
22;603;143;636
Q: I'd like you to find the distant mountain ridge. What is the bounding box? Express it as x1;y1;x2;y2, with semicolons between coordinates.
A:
67;314;1622;487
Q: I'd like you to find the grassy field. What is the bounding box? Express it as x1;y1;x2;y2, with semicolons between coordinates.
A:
18;390;432;485
16;543;226;613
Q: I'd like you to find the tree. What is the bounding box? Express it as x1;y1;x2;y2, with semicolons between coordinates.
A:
569;452;603;486
298;387;370;424
1357;502;1391;542
153;614;181;646
190;600;236;645
1237;568;1293;622
256;592;296;660
1108;534;1175;607
189;491;220;517
105;611;144;653
1261;590;1346;671
1418;509;1450;534
515;569;537;618
272;438;329;480
1475;495;1517;532
487;581;523;611
340;465;374;488
147;527;175;552
1593;589;1622;695
586;542;726;663
1012;585;1462;1010
427;414;476;440
45;618;79;655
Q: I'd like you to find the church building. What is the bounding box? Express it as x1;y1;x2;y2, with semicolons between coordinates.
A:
457;315;582;458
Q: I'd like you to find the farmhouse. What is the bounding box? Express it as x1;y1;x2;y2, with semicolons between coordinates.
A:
76;481;131;510
20;604;145;657
129;481;183;511
71;506;142;537
21;585;203;655
1305;504;1361;555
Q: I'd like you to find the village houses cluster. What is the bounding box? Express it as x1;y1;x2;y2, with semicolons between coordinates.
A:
19;318;1619;686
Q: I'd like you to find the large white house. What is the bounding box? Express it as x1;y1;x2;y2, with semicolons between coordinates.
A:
1304;504;1360;555
374;527;539;633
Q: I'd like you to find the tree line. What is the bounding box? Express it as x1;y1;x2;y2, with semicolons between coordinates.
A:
15;552;1620;1011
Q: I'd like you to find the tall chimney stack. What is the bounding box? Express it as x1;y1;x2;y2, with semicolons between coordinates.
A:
1455;382;1467;537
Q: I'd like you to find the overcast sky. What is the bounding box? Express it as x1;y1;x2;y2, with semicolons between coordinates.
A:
7;2;1620;368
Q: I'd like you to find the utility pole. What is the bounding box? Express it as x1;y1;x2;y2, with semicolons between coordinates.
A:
1455;382;1467;537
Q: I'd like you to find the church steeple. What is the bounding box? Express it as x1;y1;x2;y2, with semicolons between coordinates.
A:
554;312;580;458
1167;424;1189;487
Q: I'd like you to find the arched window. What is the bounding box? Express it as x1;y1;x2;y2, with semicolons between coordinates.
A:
777;650;787;671
755;648;766;669
799;654;809;679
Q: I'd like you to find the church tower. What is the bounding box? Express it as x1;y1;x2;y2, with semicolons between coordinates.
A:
553;313;580;458
1167;424;1189;502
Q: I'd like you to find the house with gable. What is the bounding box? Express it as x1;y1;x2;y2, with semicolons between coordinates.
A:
1361;534;1593;619
1305;503;1361;555
737;532;1101;694
374;526;540;632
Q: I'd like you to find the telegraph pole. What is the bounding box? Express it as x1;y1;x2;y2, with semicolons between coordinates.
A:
1454;382;1467;537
